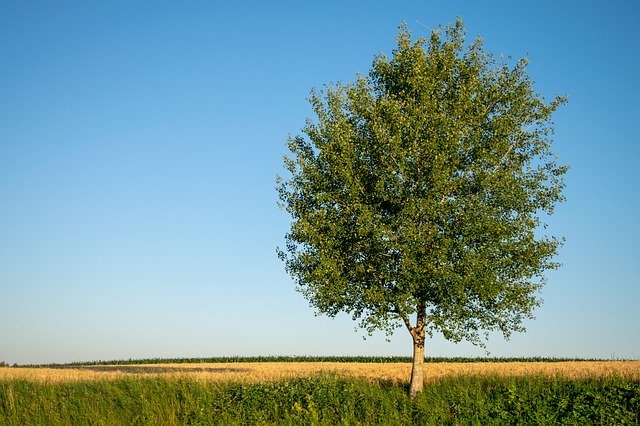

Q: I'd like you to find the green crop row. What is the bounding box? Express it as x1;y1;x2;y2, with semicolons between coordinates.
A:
1;375;638;425
21;355;613;368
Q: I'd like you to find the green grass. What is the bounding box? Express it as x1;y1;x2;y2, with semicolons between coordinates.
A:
1;375;638;425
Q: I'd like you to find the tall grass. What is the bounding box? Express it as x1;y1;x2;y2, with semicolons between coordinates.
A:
1;375;638;425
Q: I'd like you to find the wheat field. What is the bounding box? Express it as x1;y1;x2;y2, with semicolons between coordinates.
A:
2;361;639;384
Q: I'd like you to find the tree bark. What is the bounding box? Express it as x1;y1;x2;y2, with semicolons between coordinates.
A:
408;302;427;399
408;328;425;399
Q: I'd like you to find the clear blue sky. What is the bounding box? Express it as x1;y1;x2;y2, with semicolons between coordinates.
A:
1;1;638;365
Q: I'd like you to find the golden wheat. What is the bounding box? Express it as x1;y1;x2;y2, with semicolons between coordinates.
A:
1;361;639;384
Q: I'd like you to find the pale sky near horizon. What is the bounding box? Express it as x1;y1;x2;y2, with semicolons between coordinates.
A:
1;1;639;365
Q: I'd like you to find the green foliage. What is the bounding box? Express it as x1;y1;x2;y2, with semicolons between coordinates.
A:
278;19;568;346
1;376;638;425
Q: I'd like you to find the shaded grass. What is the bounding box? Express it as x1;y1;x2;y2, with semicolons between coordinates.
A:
1;374;638;425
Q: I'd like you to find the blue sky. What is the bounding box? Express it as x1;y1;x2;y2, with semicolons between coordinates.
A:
1;1;638;365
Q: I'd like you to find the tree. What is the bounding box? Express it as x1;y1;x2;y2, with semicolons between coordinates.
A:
277;20;568;398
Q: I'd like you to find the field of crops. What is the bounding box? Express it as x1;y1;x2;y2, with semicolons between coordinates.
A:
2;359;639;384
1;358;639;424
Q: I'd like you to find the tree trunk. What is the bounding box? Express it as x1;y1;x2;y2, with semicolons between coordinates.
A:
398;302;427;398
408;330;425;399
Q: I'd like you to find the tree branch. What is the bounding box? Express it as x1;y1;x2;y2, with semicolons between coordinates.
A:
393;305;413;333
491;121;533;174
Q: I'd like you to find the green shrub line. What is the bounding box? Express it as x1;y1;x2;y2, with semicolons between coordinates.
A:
1;374;638;425
16;355;629;368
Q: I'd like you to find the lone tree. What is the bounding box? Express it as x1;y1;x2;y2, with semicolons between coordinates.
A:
277;20;567;398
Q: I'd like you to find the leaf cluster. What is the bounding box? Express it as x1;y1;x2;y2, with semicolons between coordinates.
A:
278;20;568;345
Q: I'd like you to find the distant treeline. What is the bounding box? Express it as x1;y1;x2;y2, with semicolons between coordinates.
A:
18;355;620;368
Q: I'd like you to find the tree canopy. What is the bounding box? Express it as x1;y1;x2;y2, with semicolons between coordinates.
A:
277;19;568;396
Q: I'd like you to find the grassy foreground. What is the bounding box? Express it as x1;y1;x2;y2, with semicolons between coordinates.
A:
1;374;639;425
